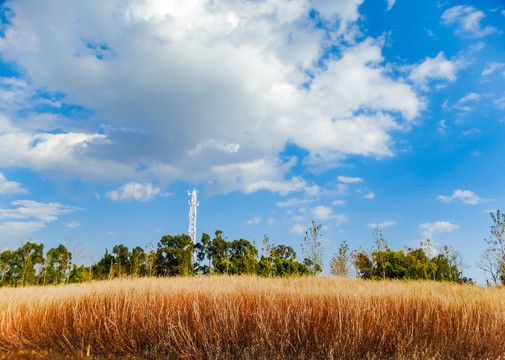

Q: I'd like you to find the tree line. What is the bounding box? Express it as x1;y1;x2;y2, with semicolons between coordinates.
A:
0;210;503;287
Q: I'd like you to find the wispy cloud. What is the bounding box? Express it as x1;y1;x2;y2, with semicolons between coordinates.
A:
0;200;78;238
482;62;505;76
367;221;397;229
362;192;375;199
66;220;81;229
107;182;161;202
337;176;363;183
245;217;261;225
386;0;396;11
442;5;497;37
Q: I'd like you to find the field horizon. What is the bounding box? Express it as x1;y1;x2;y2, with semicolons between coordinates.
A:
1;275;504;360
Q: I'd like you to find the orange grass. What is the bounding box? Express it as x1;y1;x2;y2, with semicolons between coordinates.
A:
0;276;504;359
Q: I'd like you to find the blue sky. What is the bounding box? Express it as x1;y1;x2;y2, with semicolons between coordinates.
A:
0;0;504;283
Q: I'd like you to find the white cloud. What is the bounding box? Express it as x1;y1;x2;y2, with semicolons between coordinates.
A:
418;221;459;239
0;200;77;238
0;200;75;222
362;192;375;199
495;96;505;110
367;221;396;229
189;139;240;155
337;176;363;183
0;0;423;194
304;184;323;197
458;93;481;104
0;173;27;195
312;205;348;226
462;128;480;136
107;182;161;201
332;200;345;205
290;223;305;235
0;221;46;236
277;198;305;208
334;214;349;226
438;189;487;205
482;62;505;76
386;0;396;11
313;205;334;220
409;52;458;87
438;119;447;135
442;5;497;37
245;217;261;225
267;217;275;225
66;220;81;228
0;115;115;179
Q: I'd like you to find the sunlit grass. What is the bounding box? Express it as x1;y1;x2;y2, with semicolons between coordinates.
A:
0;276;504;359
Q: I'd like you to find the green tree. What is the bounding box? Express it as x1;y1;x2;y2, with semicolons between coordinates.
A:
271;245;296;261
130;246;146;276
352;250;373;279
195;233;212;274
43;244;72;284
112;244;130;276
209;230;229;273
92;249;115;280
228;239;258;274
0;250;15;286
16;242;44;286
155;234;194;276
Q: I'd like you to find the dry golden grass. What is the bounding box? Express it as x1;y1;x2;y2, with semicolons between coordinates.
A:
0;276;504;360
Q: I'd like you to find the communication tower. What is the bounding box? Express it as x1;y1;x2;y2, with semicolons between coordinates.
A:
188;188;199;262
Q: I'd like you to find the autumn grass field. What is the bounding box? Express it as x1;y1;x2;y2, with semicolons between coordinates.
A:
0;276;504;360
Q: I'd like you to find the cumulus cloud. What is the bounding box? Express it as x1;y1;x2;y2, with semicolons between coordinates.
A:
0;173;27;195
107;182;161;201
438;189;487;205
442;5;497;37
312;205;348;225
313;205;335;220
290;223;305;235
0;115;115;179
337;176;363;183
409;52;458;87
418;221;459;239
0;0;424;194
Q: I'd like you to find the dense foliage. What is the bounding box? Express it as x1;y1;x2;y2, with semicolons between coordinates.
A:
4;210;504;287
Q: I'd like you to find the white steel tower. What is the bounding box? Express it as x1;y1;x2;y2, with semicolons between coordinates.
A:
188;188;199;262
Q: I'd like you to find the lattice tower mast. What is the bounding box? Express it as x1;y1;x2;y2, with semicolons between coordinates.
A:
188;188;199;263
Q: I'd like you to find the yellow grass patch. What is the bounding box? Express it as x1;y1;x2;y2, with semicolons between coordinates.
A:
0;276;504;359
